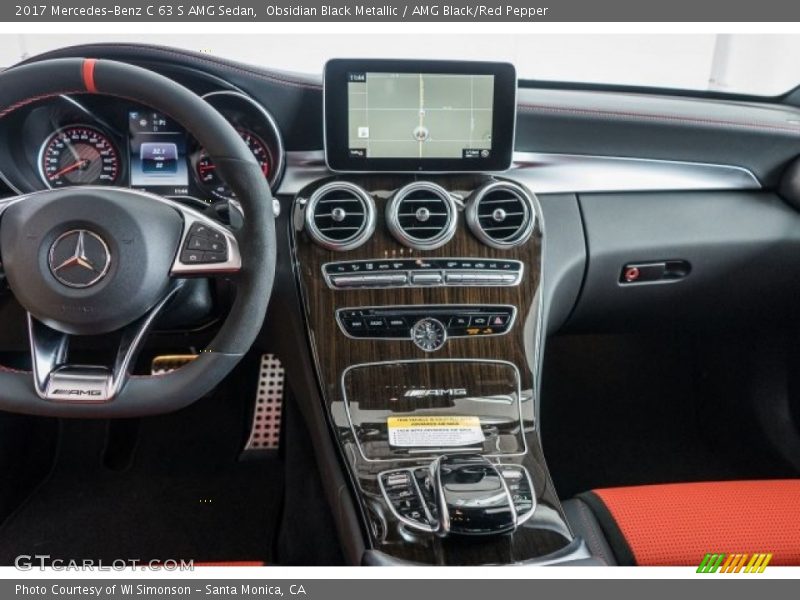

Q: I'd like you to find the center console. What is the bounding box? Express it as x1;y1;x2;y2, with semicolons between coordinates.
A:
290;59;582;565
292;172;582;564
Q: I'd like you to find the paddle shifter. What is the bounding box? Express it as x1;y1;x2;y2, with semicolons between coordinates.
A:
379;454;536;536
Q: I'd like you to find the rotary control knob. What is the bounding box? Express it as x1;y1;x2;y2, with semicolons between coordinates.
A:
411;317;447;352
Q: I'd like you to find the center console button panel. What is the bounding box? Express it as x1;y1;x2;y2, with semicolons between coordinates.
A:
324;258;523;289
379;468;439;532
499;464;536;522
336;305;516;340
379;459;536;536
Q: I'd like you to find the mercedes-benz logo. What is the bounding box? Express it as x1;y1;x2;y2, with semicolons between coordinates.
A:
48;229;111;289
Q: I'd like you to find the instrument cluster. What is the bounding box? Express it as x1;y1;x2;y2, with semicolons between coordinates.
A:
0;90;285;206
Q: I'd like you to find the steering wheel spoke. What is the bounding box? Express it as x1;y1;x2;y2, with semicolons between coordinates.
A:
28;282;185;402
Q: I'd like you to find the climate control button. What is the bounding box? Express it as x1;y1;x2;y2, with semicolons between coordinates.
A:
336;305;515;341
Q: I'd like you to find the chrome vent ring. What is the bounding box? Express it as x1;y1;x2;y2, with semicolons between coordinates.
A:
386;182;457;250
305;182;376;251
466;181;535;249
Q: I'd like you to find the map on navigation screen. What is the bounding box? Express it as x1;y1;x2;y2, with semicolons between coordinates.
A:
347;72;494;160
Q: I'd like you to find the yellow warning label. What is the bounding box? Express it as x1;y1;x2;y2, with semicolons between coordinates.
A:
387;416;480;429
387;416;484;447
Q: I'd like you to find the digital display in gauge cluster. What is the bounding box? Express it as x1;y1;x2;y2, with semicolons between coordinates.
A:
128;110;190;195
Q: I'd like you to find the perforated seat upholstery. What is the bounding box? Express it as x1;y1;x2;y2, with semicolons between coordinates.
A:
563;480;800;566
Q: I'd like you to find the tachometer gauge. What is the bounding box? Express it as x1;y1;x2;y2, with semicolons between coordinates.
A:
194;128;272;201
40;125;120;188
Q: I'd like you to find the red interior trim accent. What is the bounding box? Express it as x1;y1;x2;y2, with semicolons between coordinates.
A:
82;59;97;93
593;480;800;566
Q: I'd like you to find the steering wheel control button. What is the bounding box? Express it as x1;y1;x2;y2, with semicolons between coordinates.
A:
180;249;204;264
189;223;225;242
189;223;212;237
186;236;225;252
179;222;230;265
411;318;447;352
48;229;111;289
203;251;228;263
171;217;241;275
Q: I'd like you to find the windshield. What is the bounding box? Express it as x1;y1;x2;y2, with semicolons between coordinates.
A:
4;33;799;96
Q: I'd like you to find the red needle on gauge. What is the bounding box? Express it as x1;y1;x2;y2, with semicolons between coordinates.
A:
49;159;89;180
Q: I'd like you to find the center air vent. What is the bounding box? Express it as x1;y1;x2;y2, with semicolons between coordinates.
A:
386;182;457;250
466;181;535;249
305;182;376;251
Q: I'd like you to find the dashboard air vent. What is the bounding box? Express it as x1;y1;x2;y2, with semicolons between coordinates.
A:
386;182;457;250
305;182;376;251
466;181;535;249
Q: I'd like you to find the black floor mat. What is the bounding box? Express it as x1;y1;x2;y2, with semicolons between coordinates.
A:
0;384;283;565
540;333;798;499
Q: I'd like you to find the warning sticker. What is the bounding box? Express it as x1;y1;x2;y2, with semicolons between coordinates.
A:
387;416;485;448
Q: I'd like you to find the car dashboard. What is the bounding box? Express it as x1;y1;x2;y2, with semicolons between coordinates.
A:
3;43;800;567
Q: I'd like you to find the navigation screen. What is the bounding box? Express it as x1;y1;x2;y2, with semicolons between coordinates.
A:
347;72;494;160
128;110;189;195
325;59;516;172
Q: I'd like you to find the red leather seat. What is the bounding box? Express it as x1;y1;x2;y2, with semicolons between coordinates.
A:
564;480;800;566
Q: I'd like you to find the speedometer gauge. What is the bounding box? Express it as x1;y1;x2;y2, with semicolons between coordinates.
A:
40;125;120;188
194;128;272;201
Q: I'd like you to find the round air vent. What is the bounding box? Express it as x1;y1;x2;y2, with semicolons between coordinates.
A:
305;182;376;251
386;182;457;250
466;181;536;249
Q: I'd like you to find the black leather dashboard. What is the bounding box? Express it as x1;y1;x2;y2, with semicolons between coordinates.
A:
11;42;800;187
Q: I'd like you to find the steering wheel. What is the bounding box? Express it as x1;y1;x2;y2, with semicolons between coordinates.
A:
0;58;276;417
